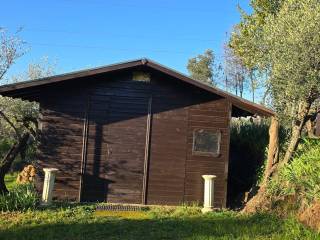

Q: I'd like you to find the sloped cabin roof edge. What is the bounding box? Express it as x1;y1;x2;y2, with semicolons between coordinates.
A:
0;58;274;117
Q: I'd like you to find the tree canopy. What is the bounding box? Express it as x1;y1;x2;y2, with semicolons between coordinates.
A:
187;49;219;85
230;0;320;162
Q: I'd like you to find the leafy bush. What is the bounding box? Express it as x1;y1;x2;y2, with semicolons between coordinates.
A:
0;183;39;212
268;139;320;204
4;172;18;190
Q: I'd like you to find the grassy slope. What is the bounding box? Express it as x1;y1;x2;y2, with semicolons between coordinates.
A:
0;204;318;240
268;138;320;204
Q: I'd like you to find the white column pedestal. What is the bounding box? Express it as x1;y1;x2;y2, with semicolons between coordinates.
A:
202;175;216;213
42;168;58;205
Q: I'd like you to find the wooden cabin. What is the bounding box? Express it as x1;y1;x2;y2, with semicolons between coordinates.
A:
0;59;273;208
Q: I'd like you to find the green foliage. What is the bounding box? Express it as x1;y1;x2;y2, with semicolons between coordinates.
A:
230;0;284;70
268;139;320;204
0;58;55;172
4;172;18;190
0;204;318;240
263;0;320;121
0;96;39;170
187;49;220;85
0;183;39;212
230;119;269;181
231;0;320;123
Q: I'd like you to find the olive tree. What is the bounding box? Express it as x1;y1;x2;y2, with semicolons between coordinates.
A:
230;0;320;212
0;28;55;194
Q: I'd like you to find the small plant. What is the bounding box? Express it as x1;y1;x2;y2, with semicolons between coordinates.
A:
0;183;39;212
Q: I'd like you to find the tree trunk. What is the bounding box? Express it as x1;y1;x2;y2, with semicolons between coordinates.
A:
283;100;312;164
305;119;315;138
0;132;30;195
242;116;279;213
0;172;7;195
262;116;279;186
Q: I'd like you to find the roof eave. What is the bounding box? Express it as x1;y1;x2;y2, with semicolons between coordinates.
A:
0;58;275;117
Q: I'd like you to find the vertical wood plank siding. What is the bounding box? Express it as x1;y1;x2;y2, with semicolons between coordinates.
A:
36;70;230;207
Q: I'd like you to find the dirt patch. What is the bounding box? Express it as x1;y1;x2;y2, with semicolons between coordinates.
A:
298;201;320;232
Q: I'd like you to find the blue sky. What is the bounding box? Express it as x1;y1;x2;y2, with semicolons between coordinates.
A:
1;0;251;82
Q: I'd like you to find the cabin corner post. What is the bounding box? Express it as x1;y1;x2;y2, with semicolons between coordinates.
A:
202;175;216;213
42;168;58;205
223;101;232;208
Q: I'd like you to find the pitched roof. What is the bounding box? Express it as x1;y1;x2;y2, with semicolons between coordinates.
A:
0;58;274;117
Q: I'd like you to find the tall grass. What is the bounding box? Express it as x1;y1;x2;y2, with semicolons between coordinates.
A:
0;183;39;212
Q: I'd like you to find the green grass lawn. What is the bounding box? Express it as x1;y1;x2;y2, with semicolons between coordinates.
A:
1;174;319;240
0;204;319;240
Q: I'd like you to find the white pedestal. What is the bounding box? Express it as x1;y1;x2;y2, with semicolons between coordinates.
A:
42;168;58;205
202;175;216;213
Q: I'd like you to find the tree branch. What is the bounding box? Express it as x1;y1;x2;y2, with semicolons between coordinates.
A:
0;110;21;140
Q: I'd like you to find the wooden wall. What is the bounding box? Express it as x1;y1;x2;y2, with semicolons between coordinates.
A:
37;86;87;201
36;69;231;207
184;99;231;208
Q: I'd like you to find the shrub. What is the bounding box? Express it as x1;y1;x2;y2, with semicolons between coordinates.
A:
268;138;320;205
0;183;39;212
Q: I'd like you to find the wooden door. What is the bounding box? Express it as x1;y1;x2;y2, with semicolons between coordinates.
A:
104;95;149;204
82;94;149;204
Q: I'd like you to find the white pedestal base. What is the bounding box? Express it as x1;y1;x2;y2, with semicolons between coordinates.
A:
42;168;58;205
202;175;216;213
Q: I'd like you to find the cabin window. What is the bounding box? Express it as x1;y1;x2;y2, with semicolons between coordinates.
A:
192;129;221;156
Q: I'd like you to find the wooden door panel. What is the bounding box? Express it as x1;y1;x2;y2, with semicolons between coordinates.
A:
82;94;148;204
147;99;188;205
81;98;109;202
105;96;148;204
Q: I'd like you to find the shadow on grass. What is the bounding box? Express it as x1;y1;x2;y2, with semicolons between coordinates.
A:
1;213;317;240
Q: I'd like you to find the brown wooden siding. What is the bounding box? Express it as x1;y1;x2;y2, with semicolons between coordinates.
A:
37;88;87;201
146;78;189;205
184;99;231;208
82;76;150;203
36;70;231;207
